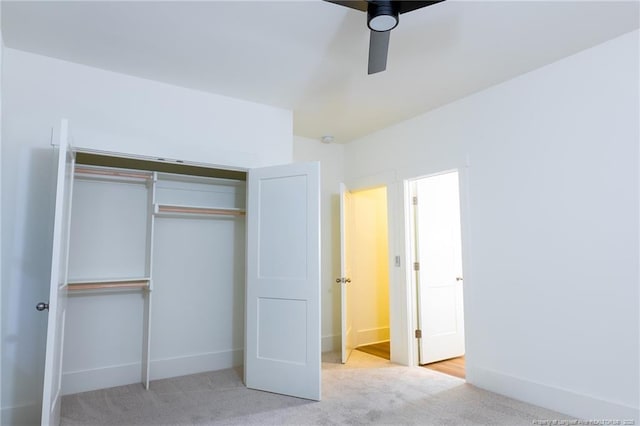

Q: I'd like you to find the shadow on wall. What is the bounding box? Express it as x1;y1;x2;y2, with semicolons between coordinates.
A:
2;147;56;424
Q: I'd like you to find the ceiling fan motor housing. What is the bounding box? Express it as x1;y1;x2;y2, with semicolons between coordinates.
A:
367;1;399;32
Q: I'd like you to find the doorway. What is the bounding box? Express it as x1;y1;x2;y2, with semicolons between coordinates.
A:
408;171;466;378
340;185;391;363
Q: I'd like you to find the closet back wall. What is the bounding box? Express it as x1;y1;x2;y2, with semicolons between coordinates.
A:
1;48;292;424
62;168;247;395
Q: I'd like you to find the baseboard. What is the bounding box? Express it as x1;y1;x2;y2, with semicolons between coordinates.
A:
468;366;639;421
1;402;41;426
322;334;340;352
320;330;389;352
62;349;243;395
62;362;142;395
149;349;242;381
355;327;389;347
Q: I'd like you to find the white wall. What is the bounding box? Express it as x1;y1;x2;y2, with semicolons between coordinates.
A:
1;48;292;424
0;6;4;426
344;30;639;420
293;136;344;351
3;49;292;169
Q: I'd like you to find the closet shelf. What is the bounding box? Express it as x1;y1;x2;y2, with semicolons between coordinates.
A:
154;204;246;217
75;166;153;182
67;277;150;291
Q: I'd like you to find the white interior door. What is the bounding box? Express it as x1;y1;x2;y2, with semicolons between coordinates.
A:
415;171;465;365
41;120;75;425
339;183;354;364
245;161;321;400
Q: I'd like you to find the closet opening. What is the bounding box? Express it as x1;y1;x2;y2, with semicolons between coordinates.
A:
42;125;321;424
61;150;247;396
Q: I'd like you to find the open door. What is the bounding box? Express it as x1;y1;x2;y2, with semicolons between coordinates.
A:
41;120;75;425
245;161;321;400
414;171;465;365
339;183;354;364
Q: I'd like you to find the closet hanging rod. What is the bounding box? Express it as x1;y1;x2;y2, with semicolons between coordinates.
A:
68;280;149;291
75;166;152;180
156;204;246;217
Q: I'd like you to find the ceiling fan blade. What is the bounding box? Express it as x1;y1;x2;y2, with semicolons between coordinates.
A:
368;30;390;74
397;0;445;14
323;0;368;12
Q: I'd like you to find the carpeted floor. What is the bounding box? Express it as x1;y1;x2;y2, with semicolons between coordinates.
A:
61;350;570;425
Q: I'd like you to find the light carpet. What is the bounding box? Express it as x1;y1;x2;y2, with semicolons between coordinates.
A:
61;350;570;425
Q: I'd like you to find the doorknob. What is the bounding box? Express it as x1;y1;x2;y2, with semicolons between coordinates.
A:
36;302;49;312
456;277;463;282
335;278;352;284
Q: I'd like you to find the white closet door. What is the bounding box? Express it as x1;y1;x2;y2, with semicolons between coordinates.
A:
245;161;321;401
416;171;465;364
41;120;75;426
339;183;354;364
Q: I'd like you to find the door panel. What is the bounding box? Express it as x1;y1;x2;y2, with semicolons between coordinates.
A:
245;162;321;400
257;174;308;279
41;120;75;425
415;171;465;365
339;183;354;364
257;298;307;363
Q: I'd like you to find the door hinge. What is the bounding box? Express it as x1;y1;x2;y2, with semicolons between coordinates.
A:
413;262;420;271
412;196;418;205
415;329;422;339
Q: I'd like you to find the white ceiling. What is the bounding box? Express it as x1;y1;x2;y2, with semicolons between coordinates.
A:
2;1;638;143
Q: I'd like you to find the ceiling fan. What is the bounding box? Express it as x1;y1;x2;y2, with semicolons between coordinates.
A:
324;0;445;74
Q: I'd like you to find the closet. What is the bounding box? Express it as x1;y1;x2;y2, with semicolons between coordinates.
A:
41;120;321;426
62;152;247;395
